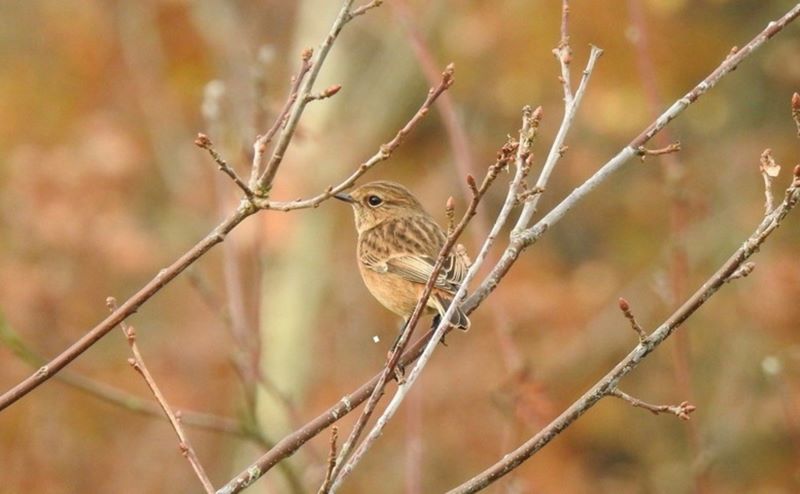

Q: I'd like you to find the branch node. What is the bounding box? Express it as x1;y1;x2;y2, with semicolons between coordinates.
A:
726;261;755;282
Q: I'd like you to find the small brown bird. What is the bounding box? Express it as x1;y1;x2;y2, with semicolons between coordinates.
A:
335;181;470;331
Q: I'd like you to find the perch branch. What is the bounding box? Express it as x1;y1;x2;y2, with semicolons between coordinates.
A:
327;107;541;492
195;133;255;200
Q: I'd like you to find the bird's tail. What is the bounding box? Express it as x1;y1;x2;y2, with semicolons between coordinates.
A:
431;293;470;331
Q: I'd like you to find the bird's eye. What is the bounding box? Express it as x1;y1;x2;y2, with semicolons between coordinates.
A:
366;195;383;207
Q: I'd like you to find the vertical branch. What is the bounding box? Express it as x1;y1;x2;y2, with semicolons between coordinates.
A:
510;6;603;238
256;0;359;193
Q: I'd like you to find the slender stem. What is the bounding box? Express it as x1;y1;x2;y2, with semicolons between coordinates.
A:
447;180;800;494
108;298;215;494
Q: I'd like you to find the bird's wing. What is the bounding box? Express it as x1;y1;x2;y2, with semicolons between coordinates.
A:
384;251;467;294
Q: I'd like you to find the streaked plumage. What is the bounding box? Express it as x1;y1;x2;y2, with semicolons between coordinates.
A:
335;181;470;330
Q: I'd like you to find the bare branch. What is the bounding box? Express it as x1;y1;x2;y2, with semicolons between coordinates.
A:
608;388;696;421
106;297;214;494
256;0;383;193
446;172;800;494
249;49;314;190
510;46;602;237
195;133;255;200
472;5;800;315
261;64;455;212
317;426;339;494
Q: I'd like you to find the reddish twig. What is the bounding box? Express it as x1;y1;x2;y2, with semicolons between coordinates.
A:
316;426;339;494
609;388;696;421
106;297;215;494
635;141;682;161
617;298;647;343
195;133;255;200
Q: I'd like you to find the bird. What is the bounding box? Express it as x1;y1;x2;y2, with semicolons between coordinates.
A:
334;180;471;332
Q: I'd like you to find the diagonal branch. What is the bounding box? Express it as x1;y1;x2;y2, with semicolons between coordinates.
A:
0;0;384;415
212;6;800;490
107;297;215;494
446;168;800;494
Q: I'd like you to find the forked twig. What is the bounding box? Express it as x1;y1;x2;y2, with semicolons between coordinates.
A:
106;297;214;494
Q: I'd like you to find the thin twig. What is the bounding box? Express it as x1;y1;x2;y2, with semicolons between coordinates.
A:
106;297;215;494
195;133;255;199
510;45;603;238
328;107;541;492
792;92;800;137
635;141;682;161
260;64;455;212
617;298;647;343
249;48;313;191
256;0;371;193
608;388;696;421
348;0;384;21
446;171;800;494
317;426;339;494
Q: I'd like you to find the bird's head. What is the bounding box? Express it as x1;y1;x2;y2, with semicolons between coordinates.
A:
334;180;426;233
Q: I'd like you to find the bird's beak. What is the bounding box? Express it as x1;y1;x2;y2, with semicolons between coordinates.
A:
333;192;354;203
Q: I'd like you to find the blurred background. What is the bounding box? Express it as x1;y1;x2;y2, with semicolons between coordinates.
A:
1;0;799;492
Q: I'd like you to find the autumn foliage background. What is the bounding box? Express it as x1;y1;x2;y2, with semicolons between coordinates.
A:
1;1;800;493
